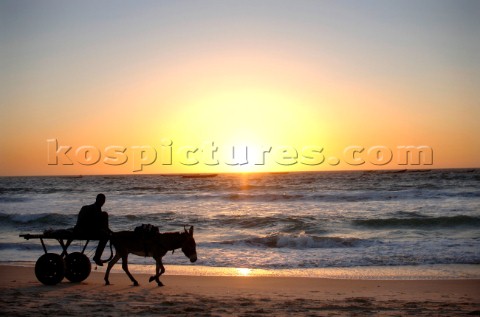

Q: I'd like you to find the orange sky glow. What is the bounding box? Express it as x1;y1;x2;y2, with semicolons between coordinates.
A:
1;1;479;175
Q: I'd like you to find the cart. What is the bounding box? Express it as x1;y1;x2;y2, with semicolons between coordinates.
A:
20;229;106;285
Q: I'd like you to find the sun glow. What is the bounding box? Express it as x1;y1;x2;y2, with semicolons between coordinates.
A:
155;83;333;173
163;86;324;141
236;268;252;276
2;2;477;177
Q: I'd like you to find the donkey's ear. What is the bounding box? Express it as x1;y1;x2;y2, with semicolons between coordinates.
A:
189;226;194;235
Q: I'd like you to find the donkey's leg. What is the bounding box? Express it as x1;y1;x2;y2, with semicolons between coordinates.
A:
149;257;160;283
104;253;121;285
149;256;165;286
121;255;139;286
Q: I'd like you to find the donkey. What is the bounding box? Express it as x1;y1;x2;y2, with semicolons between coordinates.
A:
104;226;197;286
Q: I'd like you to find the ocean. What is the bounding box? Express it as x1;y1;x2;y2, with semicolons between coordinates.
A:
1;169;479;279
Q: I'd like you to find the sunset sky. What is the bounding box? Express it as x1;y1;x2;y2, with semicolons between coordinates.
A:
1;0;479;175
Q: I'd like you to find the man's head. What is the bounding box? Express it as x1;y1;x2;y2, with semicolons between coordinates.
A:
95;193;106;207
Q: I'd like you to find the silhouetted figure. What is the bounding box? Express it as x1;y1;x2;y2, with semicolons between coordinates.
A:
74;194;110;266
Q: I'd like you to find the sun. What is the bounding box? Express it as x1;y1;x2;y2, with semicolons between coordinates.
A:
236;268;252;276
157;86;329;173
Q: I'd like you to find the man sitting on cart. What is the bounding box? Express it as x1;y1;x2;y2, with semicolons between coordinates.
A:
74;193;111;266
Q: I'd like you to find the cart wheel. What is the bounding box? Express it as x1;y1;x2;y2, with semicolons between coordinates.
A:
65;252;91;283
35;253;65;285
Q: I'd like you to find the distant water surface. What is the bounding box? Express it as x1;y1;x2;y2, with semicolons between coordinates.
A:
1;169;479;278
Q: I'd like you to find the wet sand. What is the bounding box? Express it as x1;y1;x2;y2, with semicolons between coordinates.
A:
0;265;479;316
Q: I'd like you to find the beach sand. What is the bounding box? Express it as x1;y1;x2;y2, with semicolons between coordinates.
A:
0;265;479;316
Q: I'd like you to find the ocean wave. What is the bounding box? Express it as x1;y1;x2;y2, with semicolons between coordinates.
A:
0;196;30;203
394;211;429;218
218;233;372;249
213;214;316;231
0;187;78;194
308;190;478;202
129;186;165;192
226;193;304;201
214;215;280;228
353;215;480;228
121;212;177;225
0;212;74;227
0;242;42;250
0;187;34;194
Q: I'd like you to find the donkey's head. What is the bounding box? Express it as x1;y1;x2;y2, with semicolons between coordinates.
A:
182;226;197;263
